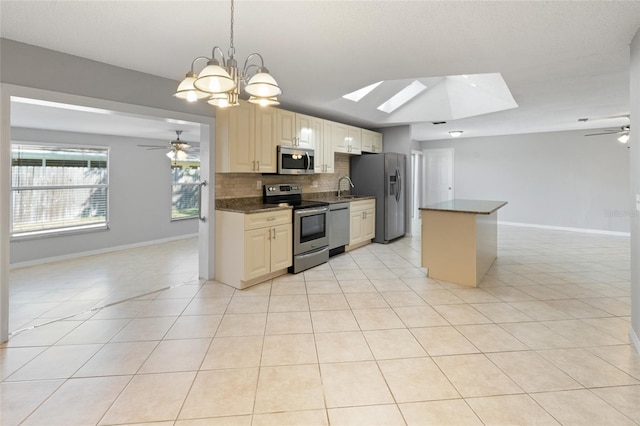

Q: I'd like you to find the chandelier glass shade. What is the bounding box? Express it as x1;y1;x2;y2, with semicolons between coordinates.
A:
174;0;281;108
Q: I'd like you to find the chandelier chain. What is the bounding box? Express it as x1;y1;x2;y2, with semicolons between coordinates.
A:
229;0;235;57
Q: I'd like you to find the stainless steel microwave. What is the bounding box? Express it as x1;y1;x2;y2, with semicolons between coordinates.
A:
277;146;315;175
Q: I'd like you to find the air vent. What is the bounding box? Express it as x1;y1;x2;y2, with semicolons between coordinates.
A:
433;121;447;125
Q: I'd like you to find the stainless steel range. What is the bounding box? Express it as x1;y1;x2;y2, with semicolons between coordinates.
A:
263;184;329;273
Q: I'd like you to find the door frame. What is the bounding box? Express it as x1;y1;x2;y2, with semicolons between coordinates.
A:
422;147;455;205
0;83;216;343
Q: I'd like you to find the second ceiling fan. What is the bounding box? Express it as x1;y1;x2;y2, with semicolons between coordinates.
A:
138;130;195;159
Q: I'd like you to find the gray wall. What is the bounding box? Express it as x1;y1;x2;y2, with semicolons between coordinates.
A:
419;129;631;233
0;39;211;117
630;28;639;350
10;128;198;264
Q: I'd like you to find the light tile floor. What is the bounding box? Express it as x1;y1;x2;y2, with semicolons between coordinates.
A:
2;226;640;425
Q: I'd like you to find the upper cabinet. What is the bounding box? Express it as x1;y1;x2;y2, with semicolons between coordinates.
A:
361;129;383;153
334;123;361;154
277;110;316;149
276;109;296;147
316;120;335;173
295;113;318;149
216;101;277;173
217;102;383;173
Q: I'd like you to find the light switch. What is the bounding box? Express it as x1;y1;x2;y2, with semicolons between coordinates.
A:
636;193;640;212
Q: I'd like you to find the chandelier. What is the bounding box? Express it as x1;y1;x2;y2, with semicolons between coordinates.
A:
174;0;281;108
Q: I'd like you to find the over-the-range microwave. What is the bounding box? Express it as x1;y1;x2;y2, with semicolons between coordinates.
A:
277;145;315;175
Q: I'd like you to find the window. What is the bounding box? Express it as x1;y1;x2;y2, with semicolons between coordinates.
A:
11;144;109;238
171;159;200;220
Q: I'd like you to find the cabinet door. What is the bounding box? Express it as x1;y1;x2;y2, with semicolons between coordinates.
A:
244;228;271;280
361;129;374;153
270;224;292;271
349;210;363;245
229;101;256;172
363;209;376;240
255;105;278;173
277;109;296;147
372;132;383;153
322;120;335;173
347;126;362;155
333;122;349;153
295;113;316;149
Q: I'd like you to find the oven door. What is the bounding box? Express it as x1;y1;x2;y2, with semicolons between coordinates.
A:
293;206;329;255
278;146;314;175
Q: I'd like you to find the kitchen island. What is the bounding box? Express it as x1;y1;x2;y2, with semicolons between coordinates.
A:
420;199;507;287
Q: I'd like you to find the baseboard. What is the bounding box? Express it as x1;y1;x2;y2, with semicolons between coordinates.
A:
631;327;640;355
498;221;630;237
10;233;198;269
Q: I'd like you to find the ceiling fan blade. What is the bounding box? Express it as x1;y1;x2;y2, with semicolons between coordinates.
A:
137;144;167;148
585;132;618;136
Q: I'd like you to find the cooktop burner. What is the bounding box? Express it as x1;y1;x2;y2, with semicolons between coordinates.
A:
263;184;328;210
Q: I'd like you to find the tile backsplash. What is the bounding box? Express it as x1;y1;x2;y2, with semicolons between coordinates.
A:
215;153;351;199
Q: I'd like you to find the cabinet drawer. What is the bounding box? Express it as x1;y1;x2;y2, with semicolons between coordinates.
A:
244;210;291;230
350;199;375;212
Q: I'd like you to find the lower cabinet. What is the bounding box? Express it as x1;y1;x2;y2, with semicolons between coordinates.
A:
216;209;292;289
347;199;375;249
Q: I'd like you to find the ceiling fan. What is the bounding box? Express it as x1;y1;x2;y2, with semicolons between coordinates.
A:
138;130;194;160
585;125;631;144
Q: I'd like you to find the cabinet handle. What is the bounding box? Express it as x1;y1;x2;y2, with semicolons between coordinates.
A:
252;160;256;171
266;217;276;221
272;228;276;239
256;161;260;171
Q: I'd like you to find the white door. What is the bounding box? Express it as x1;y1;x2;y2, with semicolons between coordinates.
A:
423;148;454;204
411;150;423;219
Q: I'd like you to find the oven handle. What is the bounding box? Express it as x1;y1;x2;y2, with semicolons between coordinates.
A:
295;246;329;259
294;207;328;216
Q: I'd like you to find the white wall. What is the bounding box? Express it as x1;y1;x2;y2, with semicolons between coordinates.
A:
10;127;199;265
629;28;640;352
420;129;630;233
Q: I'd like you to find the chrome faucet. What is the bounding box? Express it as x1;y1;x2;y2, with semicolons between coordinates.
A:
337;175;354;198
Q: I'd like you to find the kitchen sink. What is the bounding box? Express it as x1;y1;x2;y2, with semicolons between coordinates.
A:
337;195;368;200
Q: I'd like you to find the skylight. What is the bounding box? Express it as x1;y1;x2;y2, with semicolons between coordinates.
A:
377;80;427;113
342;81;383;102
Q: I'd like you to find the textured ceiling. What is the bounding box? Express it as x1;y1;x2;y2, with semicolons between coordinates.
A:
2;1;639;141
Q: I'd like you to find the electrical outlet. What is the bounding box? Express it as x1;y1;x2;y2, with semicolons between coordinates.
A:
312;181;318;188
256;180;262;190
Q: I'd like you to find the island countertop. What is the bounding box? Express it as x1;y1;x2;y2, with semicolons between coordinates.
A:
420;199;508;215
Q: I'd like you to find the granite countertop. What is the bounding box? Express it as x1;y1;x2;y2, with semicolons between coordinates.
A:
420;199;508;215
216;197;292;214
303;192;376;204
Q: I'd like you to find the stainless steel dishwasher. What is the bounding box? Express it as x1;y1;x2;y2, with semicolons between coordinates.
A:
329;202;350;257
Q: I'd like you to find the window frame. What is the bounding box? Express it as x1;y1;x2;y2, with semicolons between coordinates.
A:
170;160;201;221
10;141;111;240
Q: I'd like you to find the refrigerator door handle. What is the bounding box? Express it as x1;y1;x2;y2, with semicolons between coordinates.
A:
395;169;401;202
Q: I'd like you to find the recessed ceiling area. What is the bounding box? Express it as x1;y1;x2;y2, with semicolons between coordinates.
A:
335;73;518;125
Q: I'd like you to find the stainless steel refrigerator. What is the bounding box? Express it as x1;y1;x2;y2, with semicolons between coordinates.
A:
350;152;406;243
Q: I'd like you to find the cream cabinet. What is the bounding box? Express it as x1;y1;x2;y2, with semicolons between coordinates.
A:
333;122;362;154
361;129;383;153
277;110;317;149
315;119;335;173
347;199;375;249
276;109;296;147
215;101;277;173
216;209;292;289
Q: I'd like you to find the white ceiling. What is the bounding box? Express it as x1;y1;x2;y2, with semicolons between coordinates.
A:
2;1;639;141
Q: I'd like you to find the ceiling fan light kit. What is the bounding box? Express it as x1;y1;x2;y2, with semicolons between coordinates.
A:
174;0;281;108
